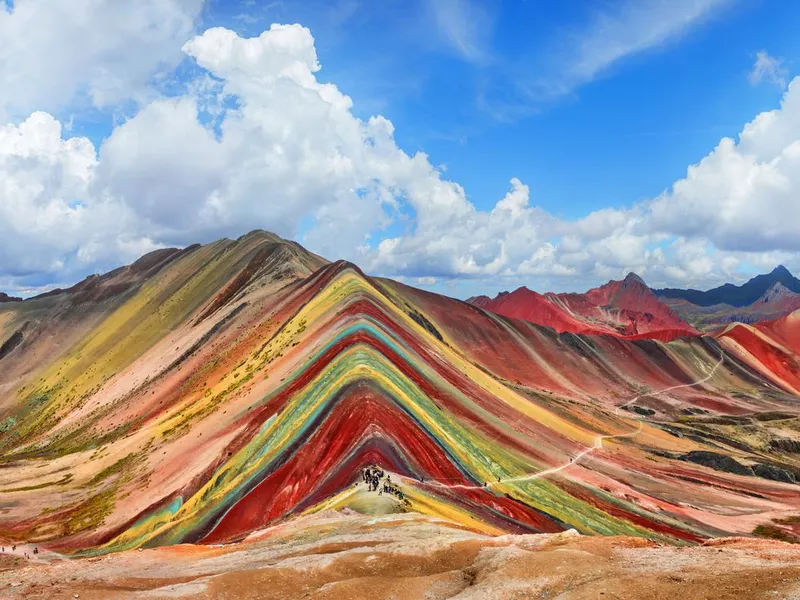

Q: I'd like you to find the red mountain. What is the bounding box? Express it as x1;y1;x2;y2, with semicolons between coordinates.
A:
468;273;697;341
716;308;800;396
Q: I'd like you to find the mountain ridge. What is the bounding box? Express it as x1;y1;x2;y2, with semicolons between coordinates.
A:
467;272;696;341
656;265;800;307
2;232;800;554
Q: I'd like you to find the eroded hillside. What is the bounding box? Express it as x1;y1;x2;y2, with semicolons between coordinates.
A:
1;232;800;555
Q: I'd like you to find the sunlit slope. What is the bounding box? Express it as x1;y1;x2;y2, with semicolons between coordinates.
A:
469;273;697;341
717;310;800;396
1;235;800;553
0;231;325;456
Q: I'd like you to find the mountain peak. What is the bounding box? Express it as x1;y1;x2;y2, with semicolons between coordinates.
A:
772;265;793;277
623;272;646;286
591;272;653;304
238;229;284;244
657;265;800;308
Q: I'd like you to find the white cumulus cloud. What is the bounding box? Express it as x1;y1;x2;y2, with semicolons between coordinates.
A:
0;113;157;284
0;0;205;118
2;16;800;297
648;78;800;252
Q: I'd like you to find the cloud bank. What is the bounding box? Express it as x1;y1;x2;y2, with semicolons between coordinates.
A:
0;4;799;296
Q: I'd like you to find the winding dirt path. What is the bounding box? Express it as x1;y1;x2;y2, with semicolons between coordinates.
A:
399;351;727;492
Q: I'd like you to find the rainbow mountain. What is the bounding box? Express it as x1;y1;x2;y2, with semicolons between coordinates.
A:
2;230;800;554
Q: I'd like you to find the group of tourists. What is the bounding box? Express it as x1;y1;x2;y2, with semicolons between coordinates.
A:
362;466;384;492
0;544;38;559
361;467;411;507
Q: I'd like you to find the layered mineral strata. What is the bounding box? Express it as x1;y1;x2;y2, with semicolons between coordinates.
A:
0;231;799;557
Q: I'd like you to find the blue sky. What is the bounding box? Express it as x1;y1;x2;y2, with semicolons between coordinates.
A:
1;0;799;298
184;0;798;220
75;0;797;219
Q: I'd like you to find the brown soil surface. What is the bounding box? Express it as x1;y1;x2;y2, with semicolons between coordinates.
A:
2;512;800;599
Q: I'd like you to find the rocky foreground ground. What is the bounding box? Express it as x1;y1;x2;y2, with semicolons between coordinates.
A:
2;511;800;599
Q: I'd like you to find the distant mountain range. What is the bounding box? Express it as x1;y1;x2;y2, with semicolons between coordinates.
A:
655;265;800;307
654;266;800;330
469;265;800;334
468;272;697;341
